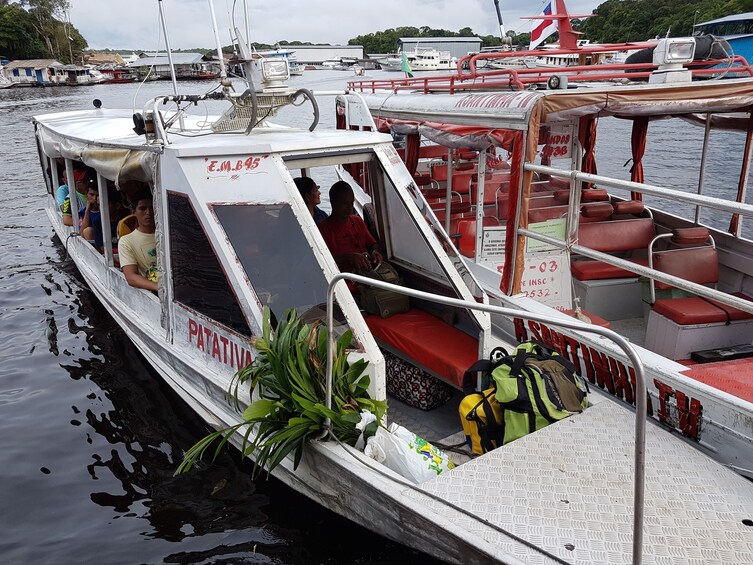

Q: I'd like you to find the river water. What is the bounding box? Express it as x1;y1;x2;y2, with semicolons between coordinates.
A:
1;70;751;565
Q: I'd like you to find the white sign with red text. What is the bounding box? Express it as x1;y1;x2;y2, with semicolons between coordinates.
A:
478;220;571;309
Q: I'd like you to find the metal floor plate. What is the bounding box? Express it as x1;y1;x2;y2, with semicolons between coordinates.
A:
410;401;753;564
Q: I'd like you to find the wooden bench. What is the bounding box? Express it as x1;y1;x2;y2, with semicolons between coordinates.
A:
365;308;480;388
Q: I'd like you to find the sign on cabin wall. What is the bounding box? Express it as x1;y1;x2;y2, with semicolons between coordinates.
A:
539;125;573;162
478;219;571;310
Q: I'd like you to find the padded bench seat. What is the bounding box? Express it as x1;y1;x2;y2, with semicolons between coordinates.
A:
365;308;479;388
572;258;649;281
653;293;753;325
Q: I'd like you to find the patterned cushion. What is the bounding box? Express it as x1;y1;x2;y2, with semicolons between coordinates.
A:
384;351;453;410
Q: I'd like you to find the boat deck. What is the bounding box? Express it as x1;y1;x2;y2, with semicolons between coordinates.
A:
681;357;753;403
407;400;753;564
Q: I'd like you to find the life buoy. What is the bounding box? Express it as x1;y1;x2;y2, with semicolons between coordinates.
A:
47;69;52;75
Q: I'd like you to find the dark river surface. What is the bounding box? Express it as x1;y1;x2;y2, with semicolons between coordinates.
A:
1;70;751;565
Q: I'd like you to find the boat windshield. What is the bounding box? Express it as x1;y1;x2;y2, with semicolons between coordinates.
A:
214;203;342;329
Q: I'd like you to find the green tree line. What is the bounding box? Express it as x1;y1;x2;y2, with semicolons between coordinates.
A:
348;0;753;53
348;26;515;54
577;0;753;43
0;0;86;63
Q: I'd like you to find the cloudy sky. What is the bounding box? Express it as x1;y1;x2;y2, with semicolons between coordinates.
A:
70;0;601;51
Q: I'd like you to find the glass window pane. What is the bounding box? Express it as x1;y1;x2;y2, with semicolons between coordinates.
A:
214;204;340;328
168;193;251;336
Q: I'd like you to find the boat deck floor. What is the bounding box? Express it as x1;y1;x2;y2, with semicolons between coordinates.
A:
388;390;474;465
407;400;753;564
608;316;646;348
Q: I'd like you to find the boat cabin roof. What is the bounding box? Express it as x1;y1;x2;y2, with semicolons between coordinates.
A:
33;108;393;184
358;77;753;133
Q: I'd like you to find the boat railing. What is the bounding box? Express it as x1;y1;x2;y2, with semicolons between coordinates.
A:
348;56;753;94
521;163;753;315
324;272;648;565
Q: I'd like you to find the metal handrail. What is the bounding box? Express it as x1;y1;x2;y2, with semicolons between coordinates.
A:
324;272;647;565
519;228;753;315
525;163;753;219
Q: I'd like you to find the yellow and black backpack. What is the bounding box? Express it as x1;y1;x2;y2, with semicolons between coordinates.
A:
460;341;589;455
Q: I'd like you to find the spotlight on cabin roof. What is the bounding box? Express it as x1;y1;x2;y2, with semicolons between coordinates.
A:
649;38;696;85
250;56;291;93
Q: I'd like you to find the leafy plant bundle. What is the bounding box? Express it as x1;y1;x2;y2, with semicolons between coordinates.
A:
176;308;387;477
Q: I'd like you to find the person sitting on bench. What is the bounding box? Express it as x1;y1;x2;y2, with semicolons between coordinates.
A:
318;181;382;272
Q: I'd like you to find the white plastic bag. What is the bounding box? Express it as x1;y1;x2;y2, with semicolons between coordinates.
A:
354;410;378;451
364;423;455;484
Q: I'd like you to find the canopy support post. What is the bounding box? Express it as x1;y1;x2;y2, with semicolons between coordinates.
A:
695;113;712;225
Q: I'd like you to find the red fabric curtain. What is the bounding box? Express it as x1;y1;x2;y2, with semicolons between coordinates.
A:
630;117;649;201
579;116;597;189
405;133;420;177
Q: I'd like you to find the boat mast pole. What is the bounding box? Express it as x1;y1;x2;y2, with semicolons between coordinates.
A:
494;0;505;41
207;0;229;82
493;0;511;46
157;0;184;131
243;0;251;54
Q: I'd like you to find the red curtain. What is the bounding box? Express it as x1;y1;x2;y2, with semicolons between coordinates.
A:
579;116;597;189
630;117;649;201
405;133;420;177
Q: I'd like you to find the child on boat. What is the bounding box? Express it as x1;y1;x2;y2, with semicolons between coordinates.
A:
118;189;158;292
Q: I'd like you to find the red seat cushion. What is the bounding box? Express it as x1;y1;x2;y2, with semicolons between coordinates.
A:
571;258;648;281
653;298;728;325
707;293;753;322
365;309;479;388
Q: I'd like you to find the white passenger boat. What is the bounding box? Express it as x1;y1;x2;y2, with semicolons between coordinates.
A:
349;35;753;480
33;4;753;563
410;49;457;71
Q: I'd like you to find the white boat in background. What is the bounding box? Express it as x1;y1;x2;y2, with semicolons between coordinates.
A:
378;52;415;71
31;1;753;563
410;49;457;71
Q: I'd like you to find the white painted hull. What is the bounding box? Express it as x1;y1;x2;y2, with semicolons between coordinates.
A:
46;201;753;563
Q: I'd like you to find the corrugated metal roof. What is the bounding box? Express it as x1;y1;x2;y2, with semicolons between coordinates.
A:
4;59;64;70
129;53;205;66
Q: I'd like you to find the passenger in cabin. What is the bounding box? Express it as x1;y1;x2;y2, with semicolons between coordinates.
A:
84;184;127;253
318;181;383;272
55;162;90;210
80;184;100;242
293;176;329;224
61;173;93;227
118;189;158;292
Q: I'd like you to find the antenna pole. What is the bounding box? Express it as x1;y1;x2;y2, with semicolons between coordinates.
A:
157;0;184;130
243;0;251;53
207;0;228;81
493;0;505;40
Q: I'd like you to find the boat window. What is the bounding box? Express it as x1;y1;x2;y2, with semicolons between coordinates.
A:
214;203;343;330
168;193;251;336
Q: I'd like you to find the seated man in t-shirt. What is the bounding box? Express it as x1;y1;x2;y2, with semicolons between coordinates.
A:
118;189;158;292
318;181;383;272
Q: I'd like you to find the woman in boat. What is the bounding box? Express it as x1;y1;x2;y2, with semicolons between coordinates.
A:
293;176;329;224
118;189;158;292
318;181;382;272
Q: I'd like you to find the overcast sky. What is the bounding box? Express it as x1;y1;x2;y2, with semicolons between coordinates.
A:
69;0;601;51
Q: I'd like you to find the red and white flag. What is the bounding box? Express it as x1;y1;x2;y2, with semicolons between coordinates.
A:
529;3;557;50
